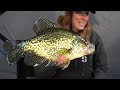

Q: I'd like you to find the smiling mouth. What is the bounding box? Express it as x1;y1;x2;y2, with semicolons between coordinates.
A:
79;23;85;25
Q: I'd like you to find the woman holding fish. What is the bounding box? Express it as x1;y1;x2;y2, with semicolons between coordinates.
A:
2;11;109;79
49;11;109;79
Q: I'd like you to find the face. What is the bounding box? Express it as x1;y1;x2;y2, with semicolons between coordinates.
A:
72;11;89;32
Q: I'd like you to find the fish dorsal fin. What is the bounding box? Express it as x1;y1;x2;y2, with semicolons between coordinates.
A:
33;17;61;35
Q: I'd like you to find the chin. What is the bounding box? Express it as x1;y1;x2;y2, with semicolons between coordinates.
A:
78;27;85;30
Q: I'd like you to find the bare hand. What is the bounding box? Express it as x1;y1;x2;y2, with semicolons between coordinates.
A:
56;55;65;66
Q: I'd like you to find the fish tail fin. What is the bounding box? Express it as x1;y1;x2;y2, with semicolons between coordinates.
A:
2;40;16;52
3;40;23;65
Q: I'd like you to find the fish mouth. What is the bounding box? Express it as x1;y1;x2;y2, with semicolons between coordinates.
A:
86;43;95;54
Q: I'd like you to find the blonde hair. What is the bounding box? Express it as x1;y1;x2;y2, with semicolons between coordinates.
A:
57;11;92;42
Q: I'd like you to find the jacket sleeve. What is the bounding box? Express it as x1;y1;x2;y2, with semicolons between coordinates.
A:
91;32;109;79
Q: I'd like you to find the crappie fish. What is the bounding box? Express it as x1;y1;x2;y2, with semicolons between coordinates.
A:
3;17;95;70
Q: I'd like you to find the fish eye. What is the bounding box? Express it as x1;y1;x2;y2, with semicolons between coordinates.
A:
76;36;88;46
84;41;89;46
80;37;88;46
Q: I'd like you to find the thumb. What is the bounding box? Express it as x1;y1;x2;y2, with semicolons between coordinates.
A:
56;55;65;66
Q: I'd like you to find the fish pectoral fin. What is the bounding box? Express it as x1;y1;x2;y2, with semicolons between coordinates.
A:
57;48;72;55
59;60;70;70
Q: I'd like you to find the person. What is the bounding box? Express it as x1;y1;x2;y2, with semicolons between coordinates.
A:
17;11;109;79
